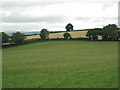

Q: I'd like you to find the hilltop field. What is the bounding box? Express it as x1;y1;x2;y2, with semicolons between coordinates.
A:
26;30;103;40
3;41;118;88
26;30;88;40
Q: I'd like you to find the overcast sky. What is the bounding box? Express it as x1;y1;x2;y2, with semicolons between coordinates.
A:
1;0;119;32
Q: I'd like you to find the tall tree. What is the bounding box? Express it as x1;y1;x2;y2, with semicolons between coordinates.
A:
65;23;74;31
86;29;93;41
2;32;9;43
102;24;118;40
118;30;120;40
40;29;49;40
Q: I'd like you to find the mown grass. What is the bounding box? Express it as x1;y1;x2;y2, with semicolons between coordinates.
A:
2;41;118;88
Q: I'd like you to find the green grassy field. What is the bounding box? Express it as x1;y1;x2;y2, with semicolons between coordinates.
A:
2;41;118;88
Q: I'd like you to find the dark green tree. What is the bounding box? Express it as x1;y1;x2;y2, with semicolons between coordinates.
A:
86;24;118;41
65;23;73;31
92;28;102;41
40;29;49;40
118;30;120;40
86;28;102;41
11;32;26;44
63;32;71;40
2;32;9;43
86;29;92;41
102;24;118;41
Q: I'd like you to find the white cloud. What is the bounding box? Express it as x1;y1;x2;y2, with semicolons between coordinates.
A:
1;0;119;32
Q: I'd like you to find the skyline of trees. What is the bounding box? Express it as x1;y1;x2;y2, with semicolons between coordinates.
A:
86;24;119;41
1;24;120;45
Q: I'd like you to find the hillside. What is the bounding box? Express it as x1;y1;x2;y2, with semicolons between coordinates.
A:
3;41;118;88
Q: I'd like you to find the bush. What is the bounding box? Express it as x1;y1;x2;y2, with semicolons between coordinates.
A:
63;32;71;40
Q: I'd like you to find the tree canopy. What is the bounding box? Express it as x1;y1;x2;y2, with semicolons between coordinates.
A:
63;32;71;40
11;32;26;44
86;28;102;41
102;24;118;40
2;32;9;43
65;23;74;31
86;24;118;41
40;29;49;40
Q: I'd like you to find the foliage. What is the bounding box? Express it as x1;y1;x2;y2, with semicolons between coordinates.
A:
40;29;49;40
102;24;118;40
11;32;26;44
65;23;74;31
2;32;9;43
63;32;71;40
86;28;102;41
86;24;118;41
118;30;120;38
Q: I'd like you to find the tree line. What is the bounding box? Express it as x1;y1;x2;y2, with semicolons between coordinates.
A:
86;24;120;41
1;23;74;45
1;23;120;46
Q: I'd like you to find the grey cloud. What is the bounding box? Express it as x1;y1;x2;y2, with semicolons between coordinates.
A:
119;2;120;27
88;0;118;4
92;17;117;22
1;24;43;32
2;2;64;9
102;3;113;10
1;22;66;32
2;14;67;23
118;16;120;27
91;17;117;26
75;17;92;21
2;0;117;10
75;16;117;23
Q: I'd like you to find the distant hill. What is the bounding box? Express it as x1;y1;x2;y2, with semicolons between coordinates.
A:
6;31;40;36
